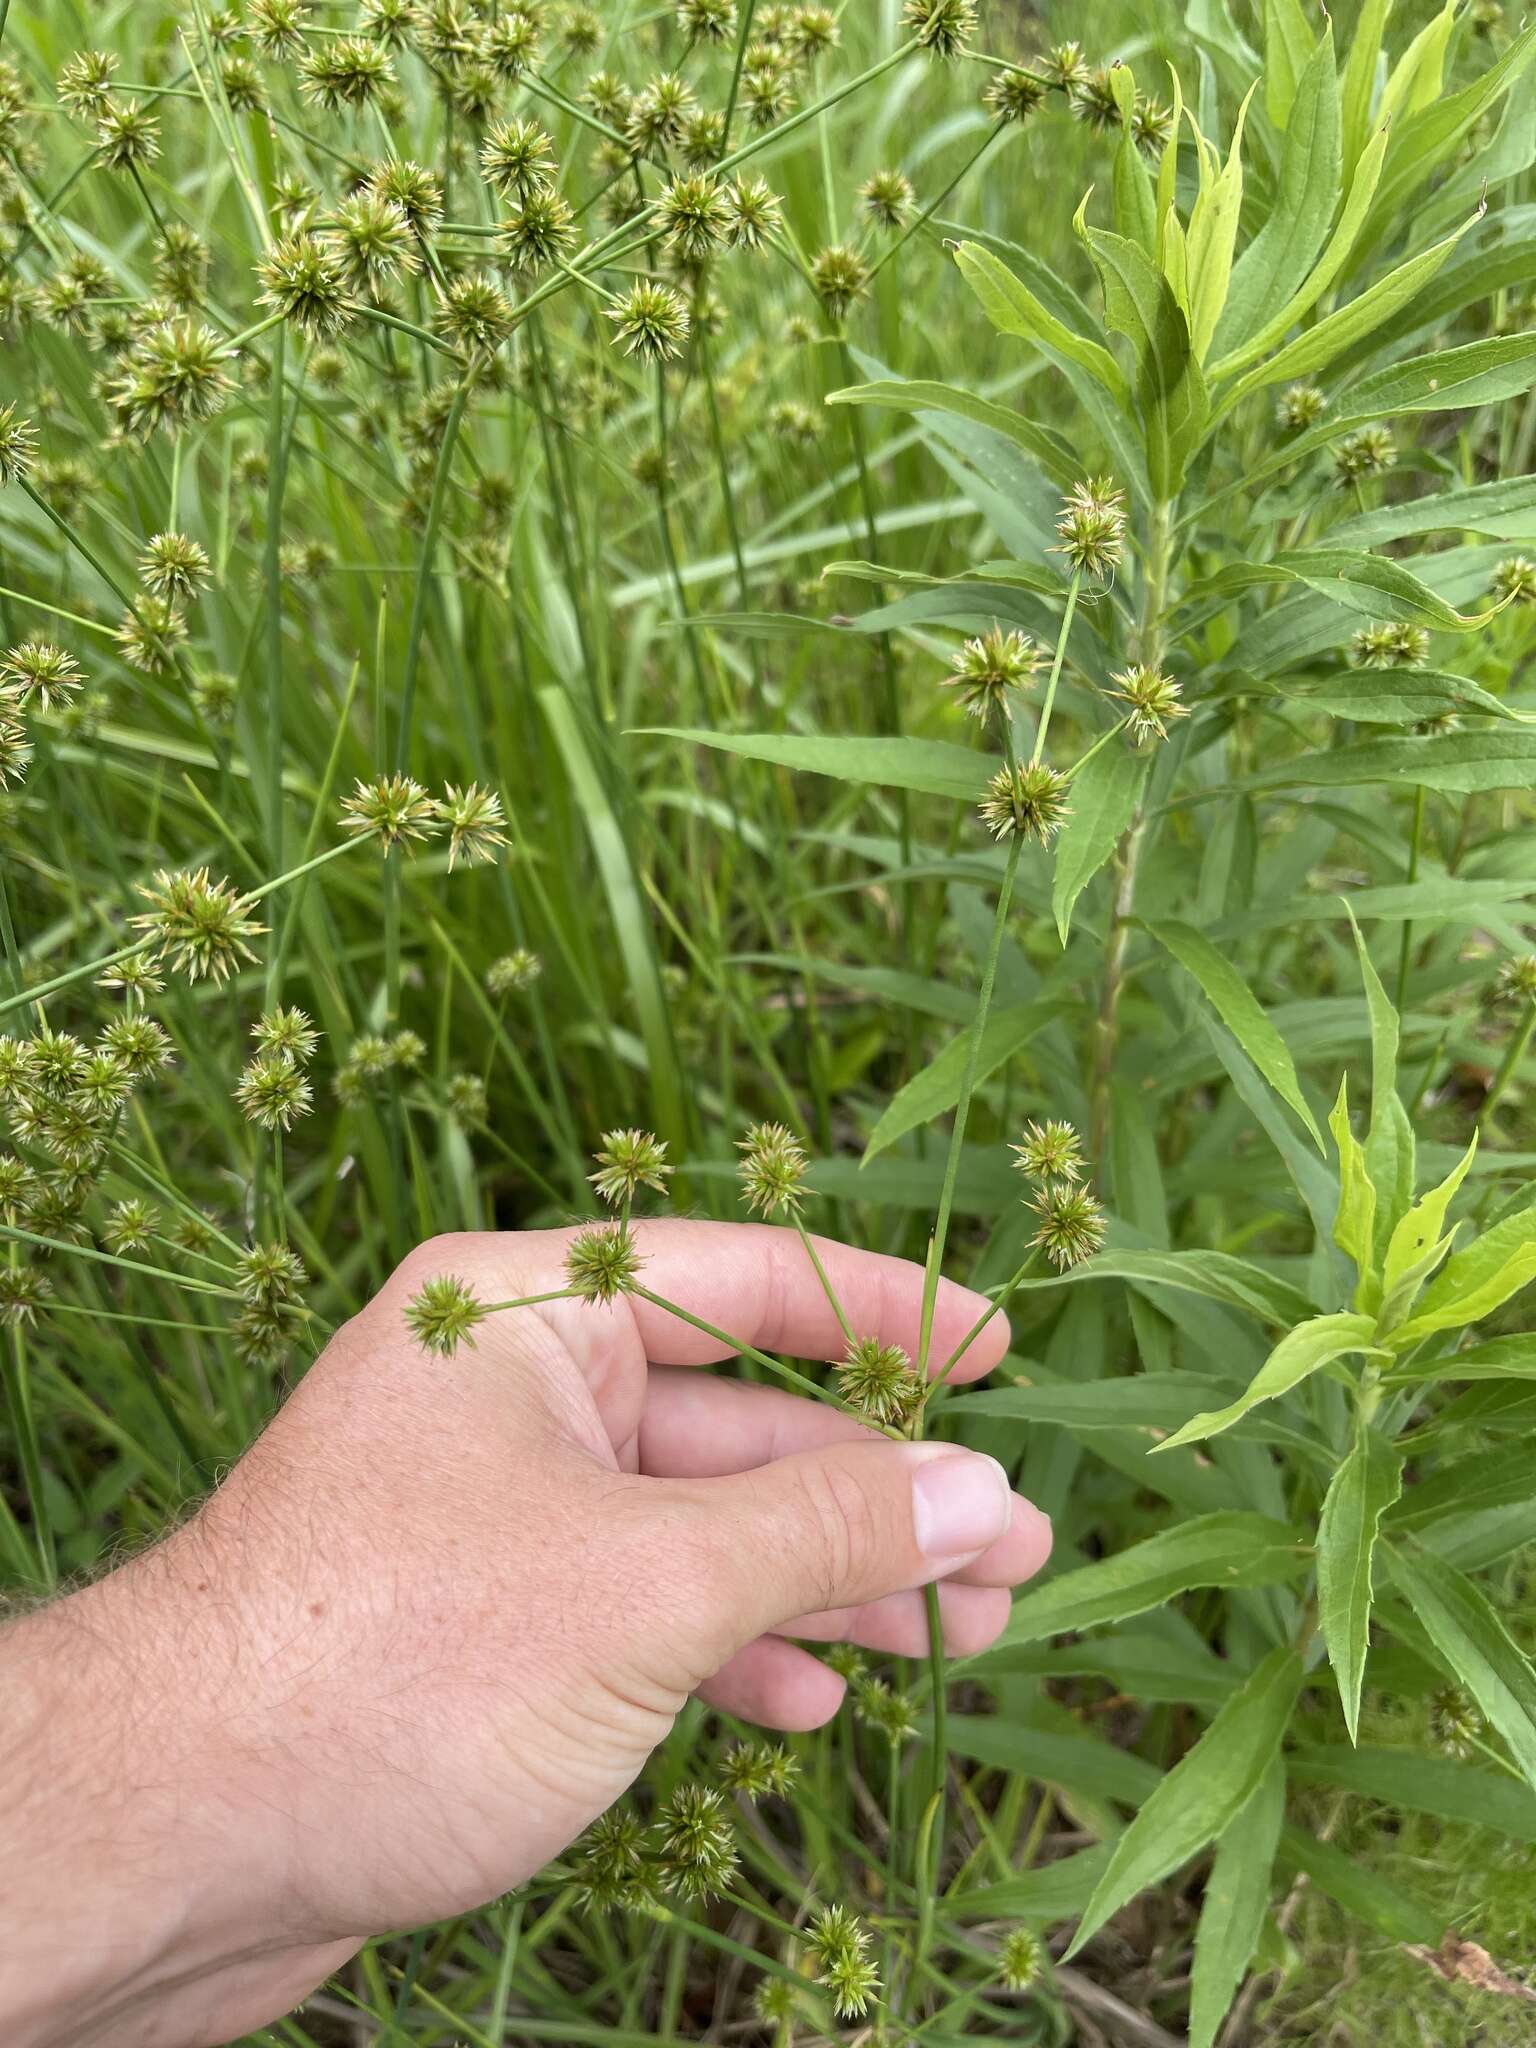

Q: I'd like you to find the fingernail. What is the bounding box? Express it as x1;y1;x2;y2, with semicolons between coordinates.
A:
910;1449;1013;1562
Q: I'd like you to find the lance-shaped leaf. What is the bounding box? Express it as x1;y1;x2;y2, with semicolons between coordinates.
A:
1328;1077;1377;1308
951;242;1129;403
639;728;989;801
1051;739;1147;943
861;1000;1068;1162
1341;0;1392;179
1080;213;1209;496
1391;1200;1536;1344
827;378;1079;489
1153;1311;1382;1454
1386;1544;1536;1792
985;1512;1308;1649
1064;1649;1304;1960
1185;83;1255;362
1264;0;1315;130
1148;919;1324;1148
1189;1756;1286;2048
1380;1128;1477;1306
1317;1427;1403;1741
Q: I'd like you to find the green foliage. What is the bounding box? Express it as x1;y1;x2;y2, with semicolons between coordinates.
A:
8;0;1536;2042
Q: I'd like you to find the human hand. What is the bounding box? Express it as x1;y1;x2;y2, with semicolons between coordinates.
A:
0;1220;1051;2048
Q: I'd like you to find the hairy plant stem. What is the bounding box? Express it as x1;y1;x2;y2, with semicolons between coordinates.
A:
1091;497;1174;1160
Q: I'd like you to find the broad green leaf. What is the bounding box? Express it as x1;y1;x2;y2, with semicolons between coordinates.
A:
1385;1332;1536;1384
1345;905;1412;1249
1111;64;1158;254
952;242;1128;403
1341;0;1393;180
1291;1744;1536;1843
1189;1757;1285;2048
1153;1312;1380;1454
1014;1246;1317;1327
1217;28;1339;358
1247;733;1536;798
1264;0;1315;130
1391;1441;1536;1535
1208;123;1388;384
1186;84;1254;361
985;1512;1307;1650
1393;1201;1536;1344
958;1373;1310;1441
1220;207;1481;411
731;953;974;1024
1051;740;1146;943
1276;669;1513;726
1317;1427;1403;1741
826;378;1078;489
1377;1;1456;130
1381;1129;1476;1302
861;1000;1066;1162
1278;1826;1438;1944
1331;473;1536;548
639;727;988;801
1328;1078;1376;1297
1081;218;1209;496
1065;1650;1304;1959
1370;25;1536;231
946;1718;1159;1807
1386;1544;1536;1792
1148;918;1324;1148
1268;548;1498;631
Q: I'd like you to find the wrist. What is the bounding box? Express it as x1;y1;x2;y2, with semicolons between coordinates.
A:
0;1540;347;2048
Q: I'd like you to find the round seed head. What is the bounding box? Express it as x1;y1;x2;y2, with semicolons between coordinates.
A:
1071;66;1122;130
359;0;421;46
0;1263;50;1327
96;98;160;170
1132;94;1173;151
486;948;542;995
1348;621;1428;670
109;320;234;438
1428;1684;1486;1760
1493;554;1536;605
1331;424;1396;486
221;56;267;114
656;173;730;261
435;272;515;352
1042;40;1089;90
787;6;839;63
235;1050;314;1131
480;116;556;198
258;232;355;341
809;1903;880;2018
0;713;30;787
586;71;632;125
559;5;602;56
853;1675;918;1741
1053;476;1127;578
573;1804;655;1910
836;1335;920;1426
1109;663;1187;745
102;1196;158;1252
606;279;691;362
860;168;913;229
0;402;37;485
153;224;210;305
437;781;508;869
500;187;576;272
405;1273;489;1355
1496;954;1536;1007
236;1240;308;1308
1010;1118;1084;1187
0;640;83;711
328;191;421;293
978;761;1072;844
941;627;1040;718
100;1013;174;1075
902;0;976;58
299;33;394;108
677;0;737;38
1276;383;1327;433
564;1221;645;1303
1029;1182;1107;1269
627;71;697;154
590;1128;672;1206
250;0;311;56
483;9;543;78
999;1927;1043;1992
366;157;444;236
810;242;869;321
985;64;1047;122
131;866;265;984
736;1119;808;1216
718;1740;799;1799
655;1783;738;1902
57;49;117;119
138;531;210;603
722;174;782;251
341;772;440;848
742;58;795;127
113;596;187;675
254;1006;320;1063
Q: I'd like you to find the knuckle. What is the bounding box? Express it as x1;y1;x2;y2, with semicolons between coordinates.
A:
794;1457;879;1607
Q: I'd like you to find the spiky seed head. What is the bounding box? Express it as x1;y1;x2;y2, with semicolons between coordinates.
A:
113;596;187;675
132;867;265;984
979;761;1071;844
253;1006;320;1063
606;280;691;362
590;1129;672;1207
97;98;160;169
25;1027;87;1095
221;56;267;114
1110;663;1187;745
1275;383;1327;433
860;168;913;230
573;1804;654;1910
483;9;542;78
722;174;782;251
405;1273;489;1355
627;70;697;153
341;772;440;848
742;58;795;127
328;192;421;294
0;1155;33;1221
359;0;420;45
100;1013;173;1075
718;1740;799;1799
71;1050;133;1112
941;627;1040;718
787;6;839;63
1070;66;1122;130
810;243;868;320
655;1783;738;1902
250;0;311;55
1428;1684;1486;1760
0;402;36;485
437;781;508;869
486;948;542;996
809;1904;880;2018
138;531;210;603
98;953;167;1001
235;1050;314;1131
1493;554;1536;605
0;714;30;787
998;1927;1043;1992
57;48;118;118
737;1119;808;1216
586;71;632;124
854;1676;919;1742
1030;1183;1106;1269
102;1196;158;1252
753;1978;799;2024
1349;621;1429;670
1497;954;1536;1007
655;173;730;261
559;5;602;55
564;1221;644;1303
0;1263;50;1327
1132;95;1174;152
836;1335;920;1426
153;224;210;305
1332;424;1396;486
985;64;1047;122
258;233;354;341
902;0;976;57
500;187;576;272
366;157;444;236
236;1241;307;1308
109;320;234;438
299;35;394;110
1010;1118;1084;1187
0;641;83;711
1042;40;1089;89
677;0;737;38
681;109;726;167
1054;476;1126;578
480;116;556;198
436;273;515;353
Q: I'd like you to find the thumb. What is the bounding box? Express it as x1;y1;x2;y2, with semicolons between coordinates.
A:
655;1441;1020;1666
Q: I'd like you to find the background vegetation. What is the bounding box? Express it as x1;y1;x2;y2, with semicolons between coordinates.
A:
6;0;1536;2040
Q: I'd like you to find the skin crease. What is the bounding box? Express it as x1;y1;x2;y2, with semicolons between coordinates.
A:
0;1219;1052;2048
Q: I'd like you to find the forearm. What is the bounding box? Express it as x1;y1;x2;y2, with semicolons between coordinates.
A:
0;1542;349;2048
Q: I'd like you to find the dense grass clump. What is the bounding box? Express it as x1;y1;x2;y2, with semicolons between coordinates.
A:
10;0;1536;2039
